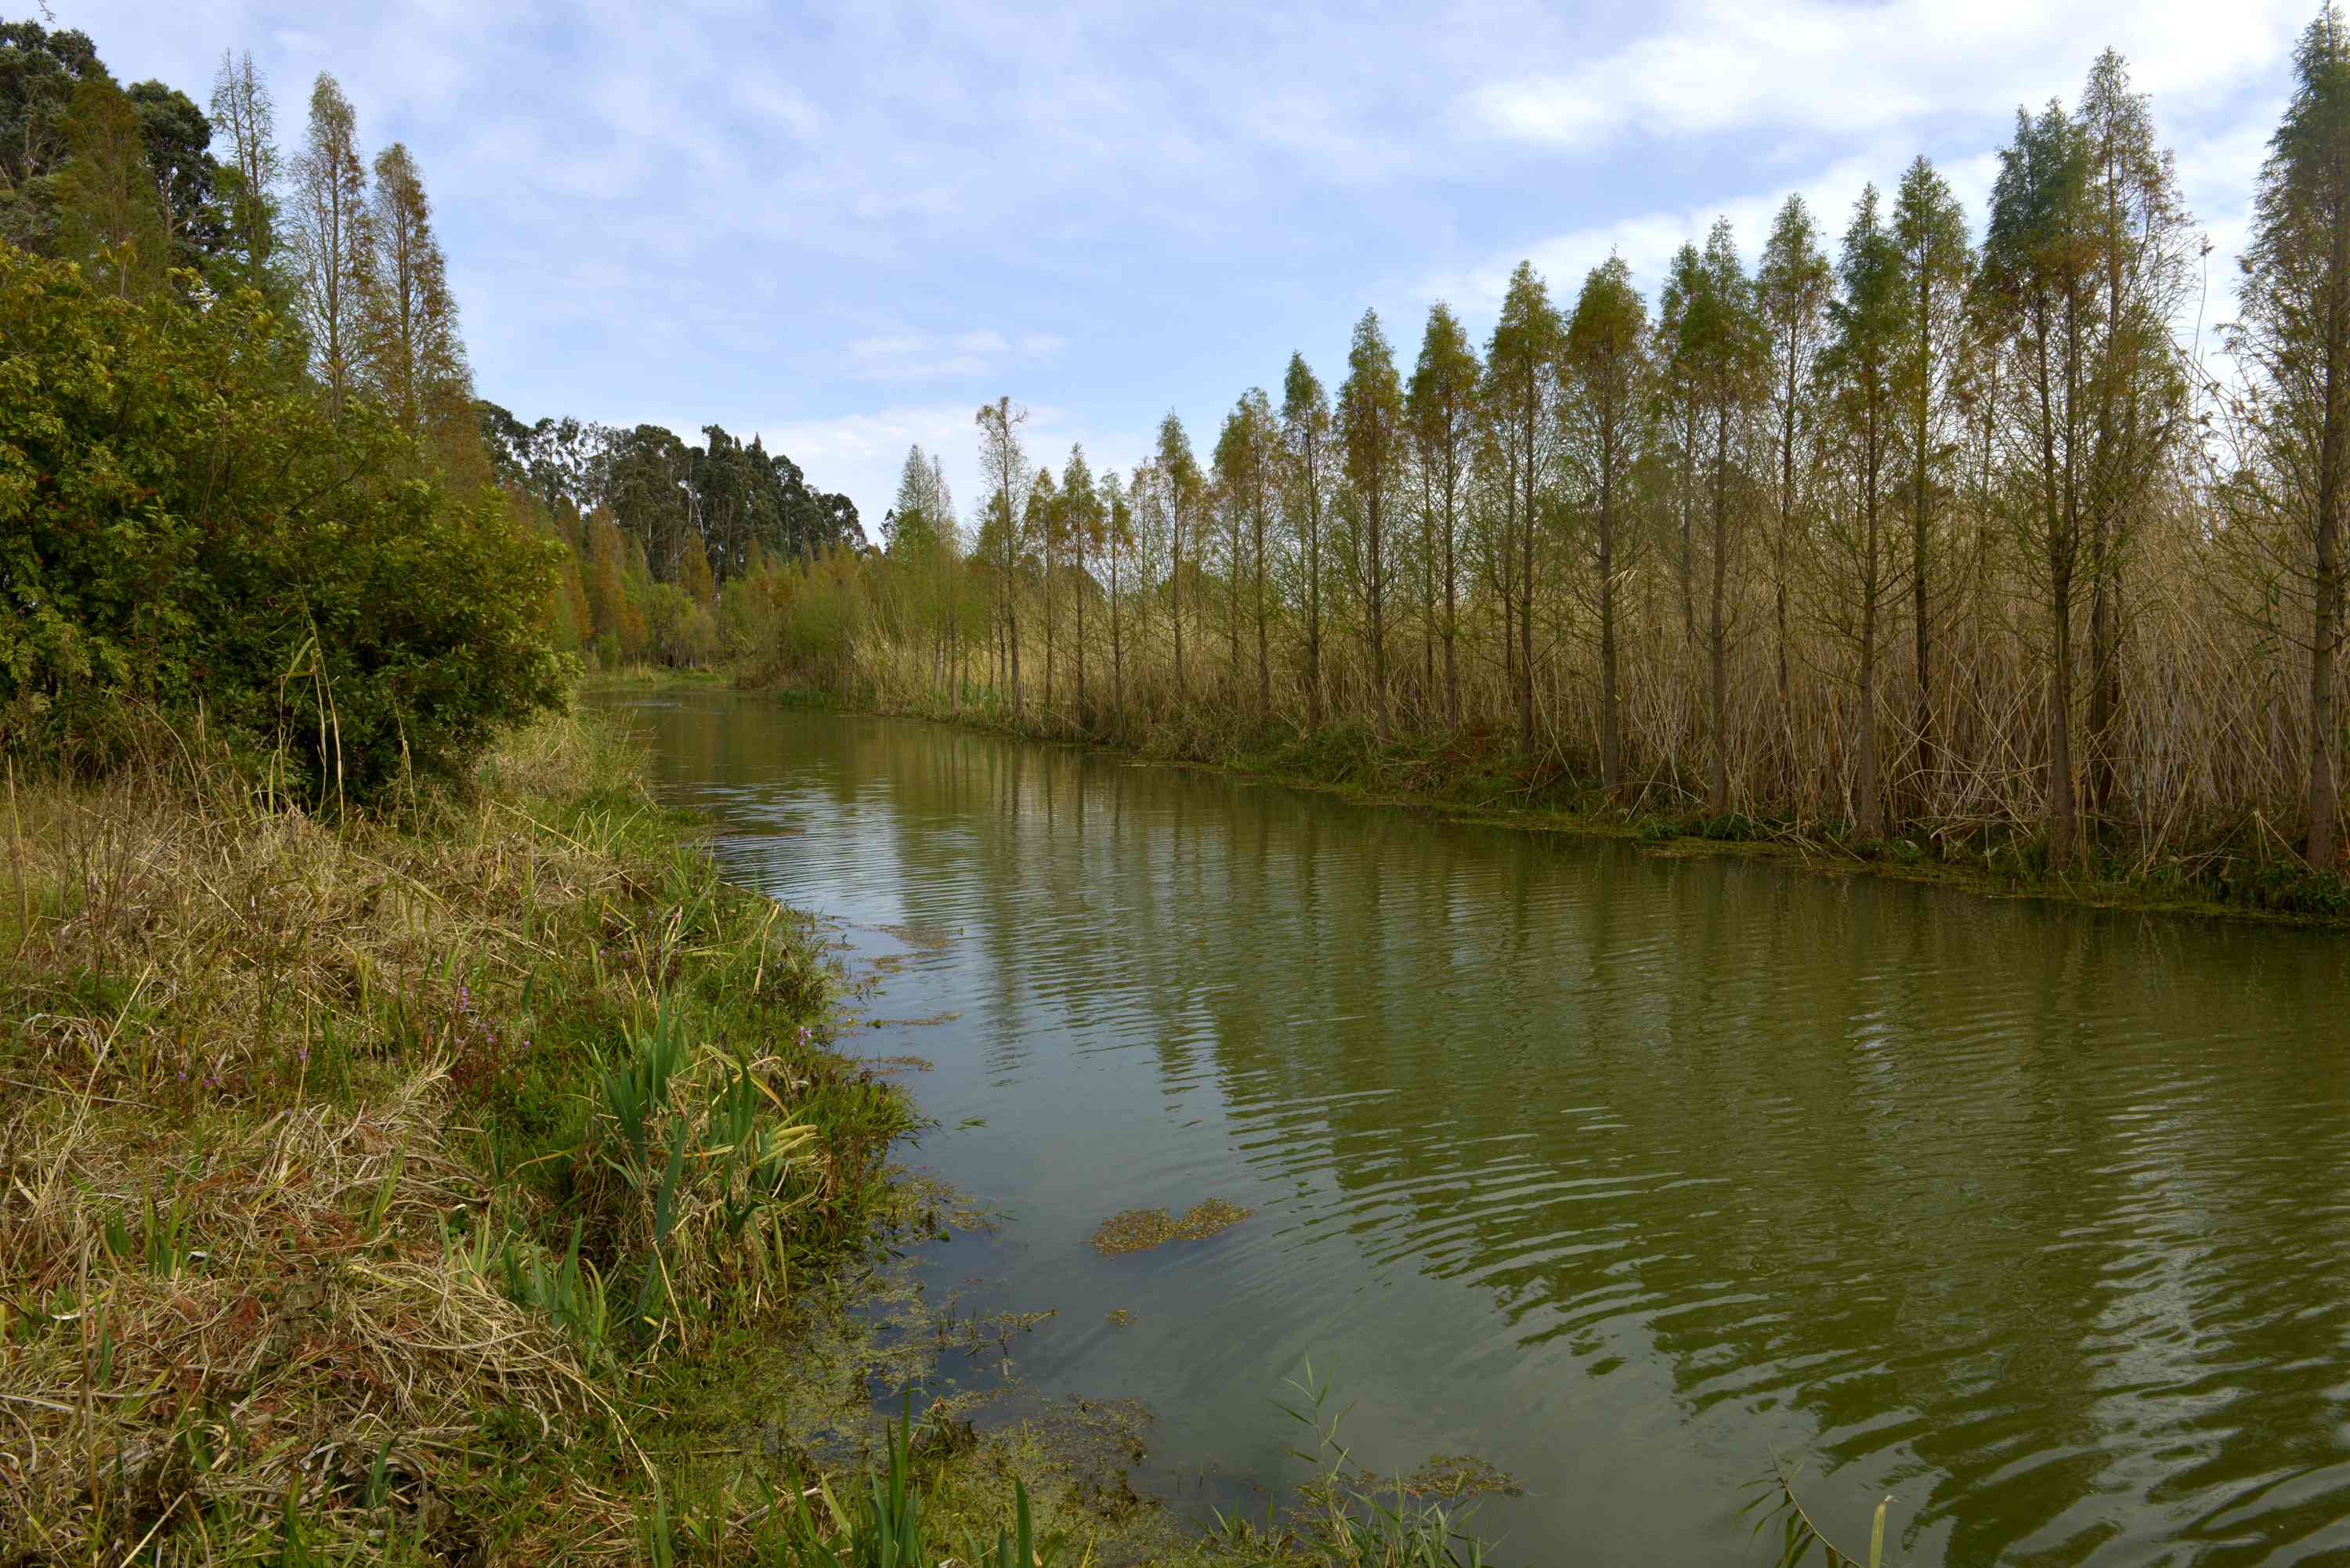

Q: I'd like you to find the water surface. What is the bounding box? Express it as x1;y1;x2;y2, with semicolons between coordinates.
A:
612;689;2350;1566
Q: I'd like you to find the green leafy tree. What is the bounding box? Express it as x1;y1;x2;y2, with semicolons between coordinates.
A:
125;80;222;271
0;20;105;253
52;76;169;298
0;244;562;797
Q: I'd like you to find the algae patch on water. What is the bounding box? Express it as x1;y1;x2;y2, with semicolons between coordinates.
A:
1090;1198;1253;1255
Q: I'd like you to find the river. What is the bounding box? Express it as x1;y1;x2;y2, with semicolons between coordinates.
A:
610;688;2350;1566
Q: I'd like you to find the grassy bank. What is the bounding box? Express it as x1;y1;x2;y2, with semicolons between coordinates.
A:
786;682;2350;930
0;704;1527;1566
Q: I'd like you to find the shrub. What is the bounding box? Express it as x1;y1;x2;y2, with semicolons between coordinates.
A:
0;247;564;799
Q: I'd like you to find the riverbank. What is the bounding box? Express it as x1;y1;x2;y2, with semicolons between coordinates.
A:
0;701;1520;1566
763;681;2350;930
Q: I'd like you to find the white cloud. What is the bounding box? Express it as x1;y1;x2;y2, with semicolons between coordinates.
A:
844;327;1065;383
1465;0;2305;153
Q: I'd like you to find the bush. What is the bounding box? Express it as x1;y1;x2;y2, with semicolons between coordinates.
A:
0;247;564;800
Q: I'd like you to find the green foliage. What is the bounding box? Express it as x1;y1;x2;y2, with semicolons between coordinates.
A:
0;245;565;799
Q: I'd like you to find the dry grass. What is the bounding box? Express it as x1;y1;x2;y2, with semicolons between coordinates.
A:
0;709;912;1564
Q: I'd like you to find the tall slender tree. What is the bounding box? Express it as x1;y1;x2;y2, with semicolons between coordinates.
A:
1562;256;1650;797
292;72;370;414
1755;196;1833;723
1485;261;1565;753
2230;2;2350;867
1408;302;1480;728
1683;219;1766;811
1820;185;1907;838
1890;156;1973;788
209;50;278;297
1061;446;1102;724
1339;309;1407;746
1981;99;2097;866
1282;355;1334;728
1157;412;1201;702
2078;49;2196;828
974;396;1033;715
361;143;469;445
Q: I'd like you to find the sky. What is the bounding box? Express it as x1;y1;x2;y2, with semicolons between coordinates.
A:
61;0;2320;533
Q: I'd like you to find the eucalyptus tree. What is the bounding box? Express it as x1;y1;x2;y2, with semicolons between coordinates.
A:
292;72;370;414
1980;99;2098;866
1755;196;1833;714
1485;262;1566;752
2229;2;2350;868
1562;256;1649;797
1282;354;1335;726
1818;185;1907;838
974;396;1033;715
1409;302;1480;727
1340;309;1408;745
1890;156;1973;780
2078;49;2196;826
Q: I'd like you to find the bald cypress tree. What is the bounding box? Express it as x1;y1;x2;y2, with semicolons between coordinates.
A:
209;50;280;298
1756;197;1832;726
1339;308;1406;746
1890;157;1972;789
1484;262;1564;753
1563;257;1649;797
1408;303;1480;729
1282;355;1333;728
292;73;370;414
361;142;469;450
2232;2;2350;868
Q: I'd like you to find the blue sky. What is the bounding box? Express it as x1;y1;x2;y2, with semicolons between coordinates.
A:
68;0;2312;529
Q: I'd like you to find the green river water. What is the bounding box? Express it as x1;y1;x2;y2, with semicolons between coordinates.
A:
612;688;2350;1566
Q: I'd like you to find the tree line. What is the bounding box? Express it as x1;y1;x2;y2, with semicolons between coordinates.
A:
769;23;2350;894
475;406;864;669
1;16;870;786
